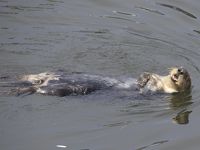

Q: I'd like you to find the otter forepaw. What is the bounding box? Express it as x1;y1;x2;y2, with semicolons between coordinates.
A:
137;72;151;88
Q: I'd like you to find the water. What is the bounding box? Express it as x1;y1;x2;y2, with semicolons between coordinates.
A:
1;0;200;149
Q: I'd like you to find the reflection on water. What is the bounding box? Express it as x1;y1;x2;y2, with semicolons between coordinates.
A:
173;110;192;125
168;91;192;125
169;91;192;108
118;91;193;125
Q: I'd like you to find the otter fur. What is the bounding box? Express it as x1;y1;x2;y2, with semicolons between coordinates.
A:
137;67;191;93
14;67;191;96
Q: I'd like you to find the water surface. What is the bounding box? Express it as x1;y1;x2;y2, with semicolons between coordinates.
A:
1;0;200;150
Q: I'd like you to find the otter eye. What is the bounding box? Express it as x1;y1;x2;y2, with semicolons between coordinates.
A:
178;68;184;75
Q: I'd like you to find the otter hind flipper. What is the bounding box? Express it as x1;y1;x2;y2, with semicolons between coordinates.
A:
11;86;37;96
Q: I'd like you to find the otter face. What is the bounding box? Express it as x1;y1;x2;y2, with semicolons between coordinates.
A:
21;74;45;85
169;67;191;91
21;72;55;85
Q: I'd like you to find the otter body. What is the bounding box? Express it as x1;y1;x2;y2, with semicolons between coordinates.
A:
16;72;136;96
35;74;115;96
12;67;191;97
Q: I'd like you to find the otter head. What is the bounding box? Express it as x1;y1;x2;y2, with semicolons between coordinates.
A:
21;74;45;85
169;67;191;92
20;72;53;85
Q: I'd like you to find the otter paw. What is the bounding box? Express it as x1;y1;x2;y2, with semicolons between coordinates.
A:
137;72;151;88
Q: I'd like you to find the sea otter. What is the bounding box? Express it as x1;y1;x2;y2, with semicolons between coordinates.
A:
11;66;191;96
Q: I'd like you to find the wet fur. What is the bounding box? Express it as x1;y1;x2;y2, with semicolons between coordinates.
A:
137;67;191;93
14;67;191;96
18;72;113;96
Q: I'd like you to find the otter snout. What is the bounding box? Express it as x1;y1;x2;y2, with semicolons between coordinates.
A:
170;67;186;82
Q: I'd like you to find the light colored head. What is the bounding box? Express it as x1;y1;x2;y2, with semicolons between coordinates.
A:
169;67;191;92
20;72;57;85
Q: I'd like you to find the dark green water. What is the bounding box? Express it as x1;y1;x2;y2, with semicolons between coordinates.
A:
1;0;200;149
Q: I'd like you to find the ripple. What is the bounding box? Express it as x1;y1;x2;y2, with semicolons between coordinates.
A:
0;42;47;46
157;3;197;19
126;29;192;52
47;0;64;3
0;11;18;15
125;28;200;75
112;10;136;16
1;5;54;11
193;30;200;35
103;120;131;127
100;15;135;22
76;29;109;34
136;140;168;150
136;7;165;15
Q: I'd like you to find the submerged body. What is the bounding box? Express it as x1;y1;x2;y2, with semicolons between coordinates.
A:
11;67;191;97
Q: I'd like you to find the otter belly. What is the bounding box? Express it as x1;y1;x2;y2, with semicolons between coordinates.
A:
36;82;109;97
34;73;137;96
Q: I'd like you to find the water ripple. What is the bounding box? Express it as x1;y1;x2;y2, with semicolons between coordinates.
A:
136;6;165;15
136;140;168;150
100;15;135;22
157;3;197;19
112;10;136;16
